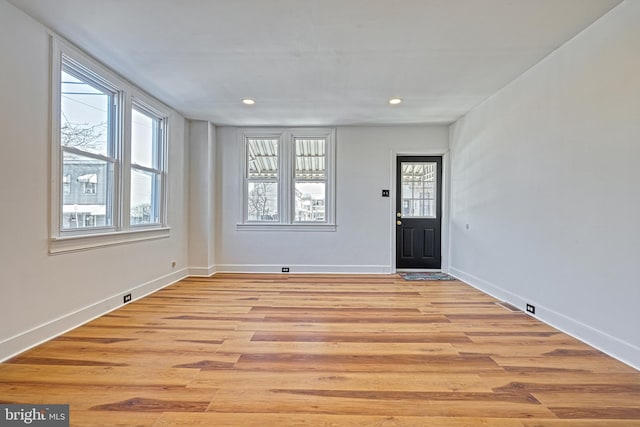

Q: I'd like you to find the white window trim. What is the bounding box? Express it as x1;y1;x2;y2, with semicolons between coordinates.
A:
237;128;336;231
129;97;169;229
50;227;171;254
50;36;170;254
242;129;283;224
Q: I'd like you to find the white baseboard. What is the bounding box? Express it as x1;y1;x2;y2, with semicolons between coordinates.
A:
215;264;393;274
13;265;636;371
449;267;640;371
188;265;217;277
0;268;189;362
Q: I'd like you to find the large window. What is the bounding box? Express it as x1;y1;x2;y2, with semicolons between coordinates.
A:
240;128;335;230
246;138;279;221
130;105;165;226
294;137;327;222
51;38;169;252
60;65;115;230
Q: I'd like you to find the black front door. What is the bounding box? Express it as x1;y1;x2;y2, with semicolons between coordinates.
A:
396;156;443;269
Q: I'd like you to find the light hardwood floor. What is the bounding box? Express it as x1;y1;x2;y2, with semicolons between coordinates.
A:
1;274;639;426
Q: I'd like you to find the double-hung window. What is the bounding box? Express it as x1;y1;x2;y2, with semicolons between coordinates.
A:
130;105;165;226
60;62;116;230
294;137;327;222
51;38;169;253
246;137;280;221
240;128;336;230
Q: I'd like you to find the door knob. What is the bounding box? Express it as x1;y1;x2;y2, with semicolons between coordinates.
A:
396;212;402;218
396;220;402;225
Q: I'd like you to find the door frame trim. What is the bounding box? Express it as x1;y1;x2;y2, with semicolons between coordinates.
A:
389;150;450;273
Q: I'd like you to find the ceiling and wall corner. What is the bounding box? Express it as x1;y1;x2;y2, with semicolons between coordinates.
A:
6;0;623;126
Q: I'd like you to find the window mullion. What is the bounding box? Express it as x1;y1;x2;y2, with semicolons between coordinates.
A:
119;91;131;230
326;130;335;225
281;132;291;224
159;118;168;226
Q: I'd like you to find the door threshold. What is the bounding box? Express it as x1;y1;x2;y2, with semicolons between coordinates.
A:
396;269;442;273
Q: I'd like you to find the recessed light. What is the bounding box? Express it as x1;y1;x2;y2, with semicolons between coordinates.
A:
242;98;255;105
389;98;403;105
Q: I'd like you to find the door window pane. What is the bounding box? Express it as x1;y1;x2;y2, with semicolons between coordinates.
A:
401;162;437;218
62;152;113;229
247;182;278;221
60;70;110;157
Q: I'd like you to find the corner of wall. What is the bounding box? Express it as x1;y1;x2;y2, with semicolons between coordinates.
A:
0;268;189;362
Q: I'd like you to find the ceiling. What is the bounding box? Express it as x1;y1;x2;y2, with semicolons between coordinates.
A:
9;0;622;126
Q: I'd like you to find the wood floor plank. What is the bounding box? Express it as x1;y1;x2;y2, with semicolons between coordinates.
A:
0;384;218;411
533;391;640;408
189;370;493;392
206;388;556;418
520;421;640;427
154;413;527;427
72;411;159;427
252;330;472;343
491;356;637;374
452;342;606;358
0;365;199;386
5;349;239;370
1;273;639;426
217;339;459;356
233;352;504;373
485;372;640;387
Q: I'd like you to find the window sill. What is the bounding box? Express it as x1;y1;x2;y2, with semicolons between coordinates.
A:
236;223;336;232
50;227;171;254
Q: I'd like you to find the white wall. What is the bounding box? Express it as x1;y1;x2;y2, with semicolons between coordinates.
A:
188;120;216;276
215;126;449;273
0;0;190;361
449;1;640;368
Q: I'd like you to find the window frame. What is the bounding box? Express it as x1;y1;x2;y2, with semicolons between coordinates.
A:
245;135;281;222
293;135;329;223
129;100;168;228
50;37;170;254
238;128;336;231
58;55;120;234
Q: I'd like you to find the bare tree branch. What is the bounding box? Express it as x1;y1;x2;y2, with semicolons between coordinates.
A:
248;182;275;220
61;122;106;150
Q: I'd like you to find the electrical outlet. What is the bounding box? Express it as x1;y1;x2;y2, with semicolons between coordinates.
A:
123;293;132;304
526;304;535;314
282;267;290;273
171;261;176;268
